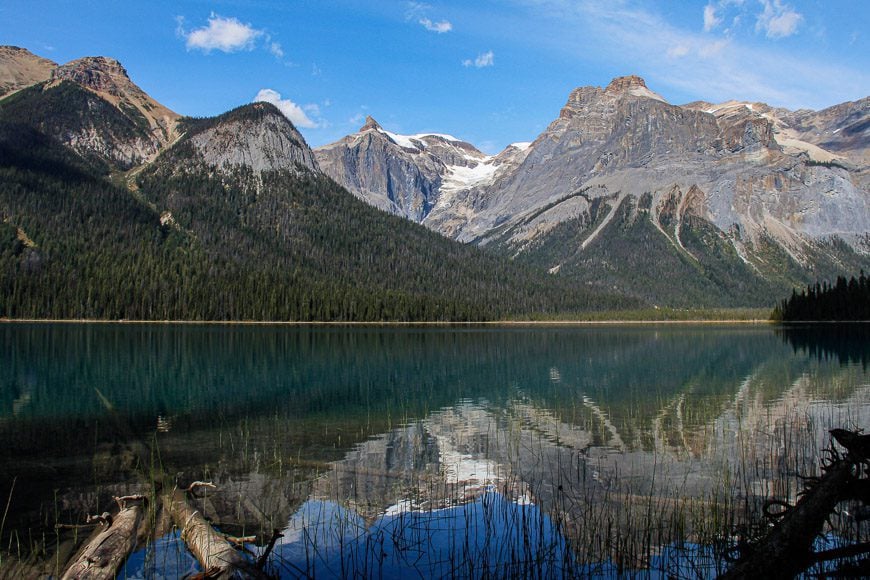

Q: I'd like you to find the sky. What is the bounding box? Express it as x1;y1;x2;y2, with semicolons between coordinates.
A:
2;0;868;153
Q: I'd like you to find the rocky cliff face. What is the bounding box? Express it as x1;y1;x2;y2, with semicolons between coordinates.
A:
186;102;319;174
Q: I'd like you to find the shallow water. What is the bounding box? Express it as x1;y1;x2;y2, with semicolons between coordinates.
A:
1;323;868;577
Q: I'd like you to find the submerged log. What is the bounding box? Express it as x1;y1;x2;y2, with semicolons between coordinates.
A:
167;487;250;578
60;495;145;580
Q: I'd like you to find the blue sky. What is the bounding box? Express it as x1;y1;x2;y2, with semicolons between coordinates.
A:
2;1;868;153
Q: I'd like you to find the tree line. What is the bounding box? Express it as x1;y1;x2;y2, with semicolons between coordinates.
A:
773;272;870;321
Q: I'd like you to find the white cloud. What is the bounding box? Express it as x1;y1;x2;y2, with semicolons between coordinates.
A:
756;0;802;38
184;13;263;53
463;50;495;68
703;4;722;31
419;17;453;33
254;89;321;129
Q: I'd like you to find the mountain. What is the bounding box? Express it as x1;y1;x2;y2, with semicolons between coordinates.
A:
314;115;501;223
317;76;870;307
0;49;180;171
0;51;632;321
135;102;629;319
0;46;55;98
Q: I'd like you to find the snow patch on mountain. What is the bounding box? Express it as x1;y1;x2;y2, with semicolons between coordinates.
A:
441;159;498;193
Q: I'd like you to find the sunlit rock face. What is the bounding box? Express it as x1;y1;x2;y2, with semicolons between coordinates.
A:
188;103;320;174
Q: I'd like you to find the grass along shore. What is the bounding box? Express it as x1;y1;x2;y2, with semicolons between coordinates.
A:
0;308;774;325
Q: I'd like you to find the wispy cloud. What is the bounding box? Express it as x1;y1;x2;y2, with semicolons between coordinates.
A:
703;4;722;32
508;0;867;109
755;0;802;39
667;44;690;58
254;89;322;129
419;17;452;33
407;2;452;33
181;13;263;53
268;41;284;59
463;50;495;68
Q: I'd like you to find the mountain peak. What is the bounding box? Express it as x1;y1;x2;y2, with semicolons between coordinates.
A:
51;56;131;91
183;102;319;174
604;75;667;102
605;75;647;93
361;115;382;132
43;54;180;149
0;45;56;98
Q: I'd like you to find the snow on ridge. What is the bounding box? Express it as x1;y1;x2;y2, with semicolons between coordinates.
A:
380;129;420;150
377;127;469;151
510;142;532;151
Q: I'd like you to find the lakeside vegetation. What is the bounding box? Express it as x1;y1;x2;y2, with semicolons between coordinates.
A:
773;272;870;321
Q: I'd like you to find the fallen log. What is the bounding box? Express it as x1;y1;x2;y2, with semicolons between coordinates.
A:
60;495;145;580
719;426;870;580
719;459;854;579
167;487;250;578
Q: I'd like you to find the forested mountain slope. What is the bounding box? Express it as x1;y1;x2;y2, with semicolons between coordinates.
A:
0;72;635;320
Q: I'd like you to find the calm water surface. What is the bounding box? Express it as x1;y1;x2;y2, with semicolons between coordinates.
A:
1;323;868;577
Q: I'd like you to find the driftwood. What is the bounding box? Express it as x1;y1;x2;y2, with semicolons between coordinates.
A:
720;429;870;579
60;495;146;580
167;487;250;578
62;389;267;578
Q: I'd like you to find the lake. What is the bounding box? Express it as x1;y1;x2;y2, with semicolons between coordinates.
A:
1;323;868;577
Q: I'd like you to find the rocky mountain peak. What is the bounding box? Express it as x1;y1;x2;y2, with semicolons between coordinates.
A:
50;56;130;94
45;55;180;149
605;75;647;93
604;75;666;102
186;102;319;174
361;115;382;132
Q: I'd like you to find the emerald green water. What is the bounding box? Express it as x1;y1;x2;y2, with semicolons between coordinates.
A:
1;323;868;576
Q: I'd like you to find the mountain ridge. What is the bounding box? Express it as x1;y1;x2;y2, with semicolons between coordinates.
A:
0;51;633;320
315;74;868;306
2;47;867;310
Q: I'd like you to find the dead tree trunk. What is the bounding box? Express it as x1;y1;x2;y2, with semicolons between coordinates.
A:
720;458;854;579
60;495;145;580
167;488;249;578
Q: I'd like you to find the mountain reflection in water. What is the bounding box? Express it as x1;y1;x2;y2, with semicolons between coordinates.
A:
1;323;869;577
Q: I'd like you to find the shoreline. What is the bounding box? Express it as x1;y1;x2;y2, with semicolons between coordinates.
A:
0;317;776;326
